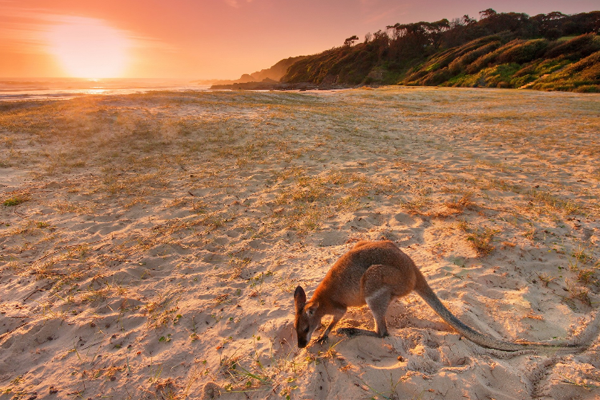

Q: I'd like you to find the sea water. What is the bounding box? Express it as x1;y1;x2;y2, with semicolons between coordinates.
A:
0;78;210;101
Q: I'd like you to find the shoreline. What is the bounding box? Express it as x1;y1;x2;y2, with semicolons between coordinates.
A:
209;80;356;91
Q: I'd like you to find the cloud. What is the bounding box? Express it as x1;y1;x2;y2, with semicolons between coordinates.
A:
363;5;406;24
224;0;254;8
0;7;50;52
0;6;166;54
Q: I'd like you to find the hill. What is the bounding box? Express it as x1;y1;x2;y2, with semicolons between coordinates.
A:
281;10;600;92
241;56;306;82
199;56;305;86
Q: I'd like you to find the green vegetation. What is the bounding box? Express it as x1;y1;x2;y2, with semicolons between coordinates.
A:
3;194;30;207
282;10;600;92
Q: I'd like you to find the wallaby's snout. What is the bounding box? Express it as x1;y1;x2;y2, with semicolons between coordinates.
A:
297;337;308;348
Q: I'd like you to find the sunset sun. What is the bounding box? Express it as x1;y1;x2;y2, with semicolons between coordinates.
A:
47;18;129;79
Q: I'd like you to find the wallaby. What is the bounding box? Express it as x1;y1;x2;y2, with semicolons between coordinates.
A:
293;240;582;351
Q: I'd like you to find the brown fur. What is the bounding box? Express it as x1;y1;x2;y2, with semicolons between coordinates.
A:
294;240;582;352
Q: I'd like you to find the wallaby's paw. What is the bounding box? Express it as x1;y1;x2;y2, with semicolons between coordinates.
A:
337;327;379;337
337;327;360;336
316;335;329;344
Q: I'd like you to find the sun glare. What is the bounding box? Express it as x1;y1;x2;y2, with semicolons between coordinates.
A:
47;18;129;79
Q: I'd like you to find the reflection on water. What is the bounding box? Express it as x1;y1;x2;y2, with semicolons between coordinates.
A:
85;89;108;95
0;78;210;101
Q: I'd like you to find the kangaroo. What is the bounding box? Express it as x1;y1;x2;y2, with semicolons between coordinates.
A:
293;240;582;351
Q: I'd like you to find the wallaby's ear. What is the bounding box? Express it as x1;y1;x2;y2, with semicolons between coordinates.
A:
294;286;306;313
305;301;319;317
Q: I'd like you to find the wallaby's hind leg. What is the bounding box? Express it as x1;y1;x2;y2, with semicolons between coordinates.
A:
335;279;392;338
336;263;416;339
336;286;390;338
361;264;416;337
364;287;392;336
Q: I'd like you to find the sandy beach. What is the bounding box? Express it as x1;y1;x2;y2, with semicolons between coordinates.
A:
1;86;599;399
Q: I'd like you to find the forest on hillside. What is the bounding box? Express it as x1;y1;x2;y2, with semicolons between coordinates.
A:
281;9;600;92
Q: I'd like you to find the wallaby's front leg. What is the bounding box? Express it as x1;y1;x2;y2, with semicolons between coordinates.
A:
316;308;345;344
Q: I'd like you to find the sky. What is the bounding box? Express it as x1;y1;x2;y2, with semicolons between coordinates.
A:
0;0;598;80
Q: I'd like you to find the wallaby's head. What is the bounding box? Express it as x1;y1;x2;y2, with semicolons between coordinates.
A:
294;286;320;348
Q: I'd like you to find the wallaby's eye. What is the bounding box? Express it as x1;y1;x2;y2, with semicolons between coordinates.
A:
304;327;309;333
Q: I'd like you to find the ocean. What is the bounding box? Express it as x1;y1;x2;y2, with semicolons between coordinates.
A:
0;78;211;102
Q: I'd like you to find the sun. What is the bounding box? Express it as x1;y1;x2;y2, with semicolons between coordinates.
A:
47;18;129;79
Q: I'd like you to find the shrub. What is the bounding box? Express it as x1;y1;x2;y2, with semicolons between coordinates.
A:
448;41;501;74
422;68;453;85
497;39;548;64
574;85;600;93
466;39;522;74
3;195;30;207
484;63;521;87
544;33;600;60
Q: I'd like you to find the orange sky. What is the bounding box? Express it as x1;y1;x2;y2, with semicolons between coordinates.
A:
0;0;598;79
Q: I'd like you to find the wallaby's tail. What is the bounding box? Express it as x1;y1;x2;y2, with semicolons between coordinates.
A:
414;275;581;352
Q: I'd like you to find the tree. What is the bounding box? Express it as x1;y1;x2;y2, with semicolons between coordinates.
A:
479;8;497;20
463;15;476;25
344;35;359;47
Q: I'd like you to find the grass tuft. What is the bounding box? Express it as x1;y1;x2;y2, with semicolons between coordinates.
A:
3;194;30;207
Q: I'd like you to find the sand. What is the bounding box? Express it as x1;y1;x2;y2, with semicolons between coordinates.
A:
0;87;599;399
